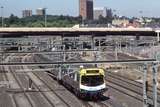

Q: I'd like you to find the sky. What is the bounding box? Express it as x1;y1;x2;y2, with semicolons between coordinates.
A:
0;0;160;17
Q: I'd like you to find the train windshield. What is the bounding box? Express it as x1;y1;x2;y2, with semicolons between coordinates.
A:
81;75;104;86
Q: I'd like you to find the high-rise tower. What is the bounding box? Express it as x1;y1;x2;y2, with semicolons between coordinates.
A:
79;0;93;20
22;10;32;18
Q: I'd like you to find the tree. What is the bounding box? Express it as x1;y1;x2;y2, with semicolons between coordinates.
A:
9;14;19;25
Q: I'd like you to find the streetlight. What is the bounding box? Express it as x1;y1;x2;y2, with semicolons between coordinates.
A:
139;11;145;27
139;10;143;18
0;6;3;27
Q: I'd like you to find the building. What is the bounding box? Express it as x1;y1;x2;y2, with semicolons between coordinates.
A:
36;8;46;16
79;0;93;20
106;8;112;18
112;19;129;27
22;10;32;18
127;20;141;28
94;7;112;20
94;8;104;20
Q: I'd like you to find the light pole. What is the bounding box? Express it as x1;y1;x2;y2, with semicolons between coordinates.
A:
1;6;4;27
139;10;143;18
44;8;47;27
139;10;144;26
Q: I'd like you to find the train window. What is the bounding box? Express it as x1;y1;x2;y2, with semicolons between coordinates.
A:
81;75;104;86
86;70;99;73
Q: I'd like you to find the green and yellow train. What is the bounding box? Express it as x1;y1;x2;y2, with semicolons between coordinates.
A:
61;68;107;99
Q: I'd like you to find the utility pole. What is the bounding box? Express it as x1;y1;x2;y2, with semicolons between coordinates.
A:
1;6;4;27
143;64;148;107
44;8;47;27
115;41;118;60
152;63;158;107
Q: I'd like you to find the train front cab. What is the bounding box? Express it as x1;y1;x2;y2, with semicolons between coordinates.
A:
79;68;107;98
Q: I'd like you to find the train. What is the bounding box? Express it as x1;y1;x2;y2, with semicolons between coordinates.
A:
34;53;107;99
55;67;107;99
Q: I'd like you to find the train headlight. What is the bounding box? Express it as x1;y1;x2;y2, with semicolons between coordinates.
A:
80;65;84;69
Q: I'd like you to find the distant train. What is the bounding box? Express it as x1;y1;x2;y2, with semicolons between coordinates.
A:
56;67;107;99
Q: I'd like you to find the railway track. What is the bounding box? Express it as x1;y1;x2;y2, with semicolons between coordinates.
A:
30;55;100;107
32;53;124;107
2;52;144;107
105;71;160;105
20;70;67;107
22;54;75;107
0;65;17;107
0;55;19;107
106;71;160;93
32;71;93;107
3;53;110;107
101;52;160;106
0;54;10;87
31;52;155;107
0;66;8;86
102;53;160;103
6;54;65;107
1;54;72;107
6;56;34;107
